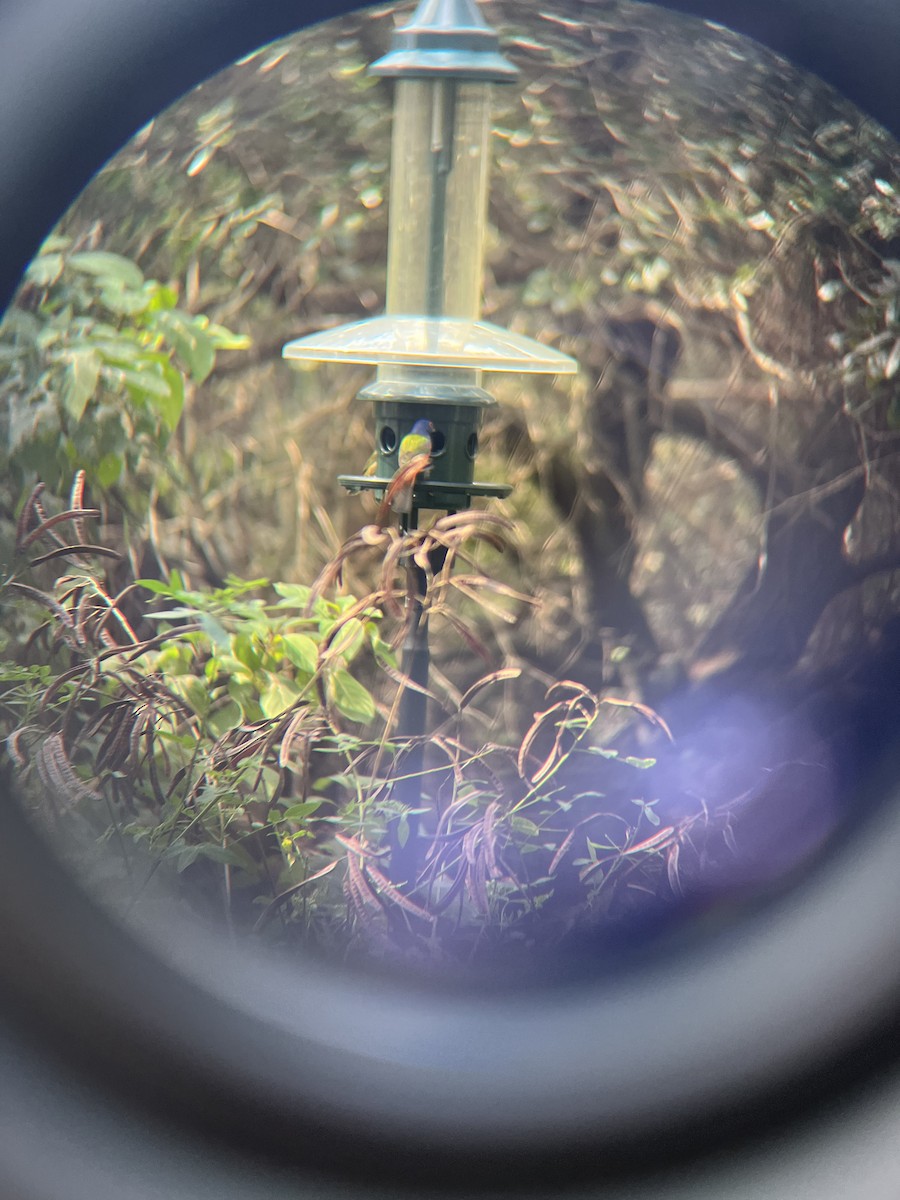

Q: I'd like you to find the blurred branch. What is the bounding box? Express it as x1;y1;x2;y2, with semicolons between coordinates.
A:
661;393;796;499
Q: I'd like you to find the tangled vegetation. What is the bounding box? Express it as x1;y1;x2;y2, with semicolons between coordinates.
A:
3;480;700;973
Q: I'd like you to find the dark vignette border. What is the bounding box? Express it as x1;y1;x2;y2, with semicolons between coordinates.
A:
0;1;899;1197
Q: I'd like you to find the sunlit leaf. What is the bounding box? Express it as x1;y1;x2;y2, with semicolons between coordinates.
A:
134;578;186;598
232;633;262;671
170;674;210;717
261;677;302;719
68;250;145;289
85;336;142;368
207;323;252;351
329;670;375;723
61;348;100;421
112;365;171;402
100;286;149;317
273;582;313;608
199;612;229;648
26;253;64;288
145;283;179;311
156;362;185;430
327;617;365;663
206;699;242;738
95;452;123;488
156;308;216;383
282;632;318;674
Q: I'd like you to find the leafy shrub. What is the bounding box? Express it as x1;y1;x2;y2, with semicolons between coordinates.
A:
0;488;691;974
0;236;248;504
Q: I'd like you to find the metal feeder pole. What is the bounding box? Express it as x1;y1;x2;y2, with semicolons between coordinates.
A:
390;507;452;890
390;558;430;889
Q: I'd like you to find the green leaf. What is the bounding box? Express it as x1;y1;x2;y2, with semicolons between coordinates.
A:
2;308;41;341
273;582;312;608
396;812;409;847
329;670;376;723
222;575;269;594
26;253;64;288
100;286;150;317
39;235;71;255
154;643;193;675
0;663;50;684
256;765;283;799
112;364;172;401
281;801;323;822
216;654;252;682
68;251;145;290
372;635;398;669
170;674;210;717
282;632;318;674
88;336;142;367
260;676;302;719
109;361;182;431
152;365;185;431
135;578;186;598
61;348;101;421
173;842;244;872
227;677;260;720
156;308;216;383
510;816;541;837
145;283;179;312
232;633;261;671
199;613;229;648
172;845;205;872
96;452;123;488
207;322;252;351
328;617;365;663
206;698;242;738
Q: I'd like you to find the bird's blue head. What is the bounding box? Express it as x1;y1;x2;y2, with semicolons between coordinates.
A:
410;418;434;437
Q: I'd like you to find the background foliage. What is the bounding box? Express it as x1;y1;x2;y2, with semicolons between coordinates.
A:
1;0;899;973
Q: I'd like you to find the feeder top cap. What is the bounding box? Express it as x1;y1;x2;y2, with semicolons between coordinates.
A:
283;315;578;375
369;0;519;82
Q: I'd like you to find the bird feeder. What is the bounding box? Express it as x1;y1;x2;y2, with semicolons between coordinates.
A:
282;0;578;519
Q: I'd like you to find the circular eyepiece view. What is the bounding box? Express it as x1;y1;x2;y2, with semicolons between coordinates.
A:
1;0;899;995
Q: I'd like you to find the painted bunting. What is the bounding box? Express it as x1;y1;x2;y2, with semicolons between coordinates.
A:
390;418;434;514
